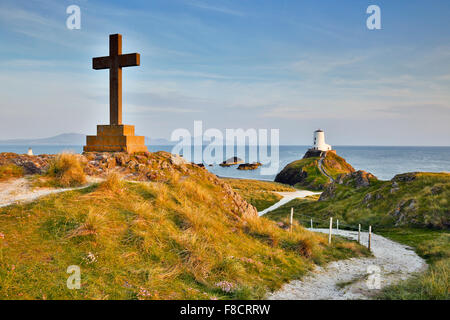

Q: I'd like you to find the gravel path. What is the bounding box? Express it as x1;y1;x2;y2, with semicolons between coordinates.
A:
267;228;427;300
0;178;98;208
258;191;321;216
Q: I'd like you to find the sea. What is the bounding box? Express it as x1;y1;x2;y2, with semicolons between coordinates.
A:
1;145;449;181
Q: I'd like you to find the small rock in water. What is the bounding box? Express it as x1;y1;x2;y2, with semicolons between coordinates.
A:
237;162;262;170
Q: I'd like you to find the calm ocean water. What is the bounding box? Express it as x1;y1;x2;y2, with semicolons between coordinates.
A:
1;145;449;181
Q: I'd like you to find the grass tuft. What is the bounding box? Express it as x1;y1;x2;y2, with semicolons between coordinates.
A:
46;153;86;187
98;172;123;193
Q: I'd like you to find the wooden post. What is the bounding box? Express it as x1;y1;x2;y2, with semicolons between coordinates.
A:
310;218;313;229
290;208;293;232
368;225;372;250
358;224;361;243
336;219;339;232
328;217;333;244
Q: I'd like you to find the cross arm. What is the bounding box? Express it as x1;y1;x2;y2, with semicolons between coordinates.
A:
93;56;111;70
119;53;140;67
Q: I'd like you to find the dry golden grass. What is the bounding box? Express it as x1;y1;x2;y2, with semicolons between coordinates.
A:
0;162;368;300
98;172;123;193
46;153;86;187
0;164;24;181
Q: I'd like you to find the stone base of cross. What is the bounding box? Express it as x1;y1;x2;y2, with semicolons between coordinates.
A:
83;34;148;154
84;124;148;153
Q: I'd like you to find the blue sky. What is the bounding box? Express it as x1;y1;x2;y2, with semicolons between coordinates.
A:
1;0;450;145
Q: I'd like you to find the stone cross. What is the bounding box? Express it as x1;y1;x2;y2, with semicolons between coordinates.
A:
92;34;140;125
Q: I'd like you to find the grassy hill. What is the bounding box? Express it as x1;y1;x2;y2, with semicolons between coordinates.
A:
271;172;449;229
274;151;355;190
264;172;450;300
0;152;369;300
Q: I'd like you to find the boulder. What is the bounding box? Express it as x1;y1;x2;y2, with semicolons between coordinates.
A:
392;172;418;183
340;170;377;188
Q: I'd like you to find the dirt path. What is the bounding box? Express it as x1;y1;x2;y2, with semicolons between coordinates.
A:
318;154;334;183
258;191;321;216
0;178;98;208
267;228;427;300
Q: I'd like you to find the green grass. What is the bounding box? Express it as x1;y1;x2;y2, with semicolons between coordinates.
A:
273;172;449;229
0;168;368;300
376;228;449;300
222;178;295;211
274;152;354;190
265;198;449;300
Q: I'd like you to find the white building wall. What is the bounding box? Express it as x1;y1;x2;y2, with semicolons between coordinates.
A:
312;130;332;151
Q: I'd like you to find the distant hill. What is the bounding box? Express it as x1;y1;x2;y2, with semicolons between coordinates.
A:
0;133;86;145
0;133;175;146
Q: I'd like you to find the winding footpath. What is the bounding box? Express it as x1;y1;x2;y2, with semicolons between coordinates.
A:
2;178;428;300
0;178;98;208
258;191;321;216
318;153;334;183
260;194;427;300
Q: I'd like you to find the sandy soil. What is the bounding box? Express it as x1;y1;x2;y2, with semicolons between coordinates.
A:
267;228;427;300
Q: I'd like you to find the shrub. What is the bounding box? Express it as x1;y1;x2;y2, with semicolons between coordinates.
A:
46;153;86;187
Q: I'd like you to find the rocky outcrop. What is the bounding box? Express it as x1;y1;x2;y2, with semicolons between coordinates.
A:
391;199;419;226
392;172;418;183
275;151;354;190
336;170;378;188
212;176;258;218
0;152;54;174
237;162;262;170
318;183;337;201
275;165;308;186
0;151;258;218
220;157;244;167
319;170;378;201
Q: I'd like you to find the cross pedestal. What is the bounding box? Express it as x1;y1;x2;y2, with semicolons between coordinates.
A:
83;34;148;154
84;125;148;153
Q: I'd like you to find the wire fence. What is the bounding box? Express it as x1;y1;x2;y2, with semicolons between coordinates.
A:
289;211;371;232
284;208;373;249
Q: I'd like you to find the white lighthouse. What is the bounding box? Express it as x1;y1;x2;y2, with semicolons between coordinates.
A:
312;129;332;151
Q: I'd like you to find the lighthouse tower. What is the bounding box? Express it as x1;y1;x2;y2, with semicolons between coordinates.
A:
312;129;332;151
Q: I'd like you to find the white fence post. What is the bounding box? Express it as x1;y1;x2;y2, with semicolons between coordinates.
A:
310;218;313;229
358;224;361;243
368;225;372;250
336;219;339;232
328;217;333;244
290;207;294;232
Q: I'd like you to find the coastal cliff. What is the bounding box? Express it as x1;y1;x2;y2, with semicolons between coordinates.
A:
274;151;355;190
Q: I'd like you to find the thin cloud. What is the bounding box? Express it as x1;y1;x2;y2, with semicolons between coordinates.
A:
127;104;200;114
186;1;244;16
